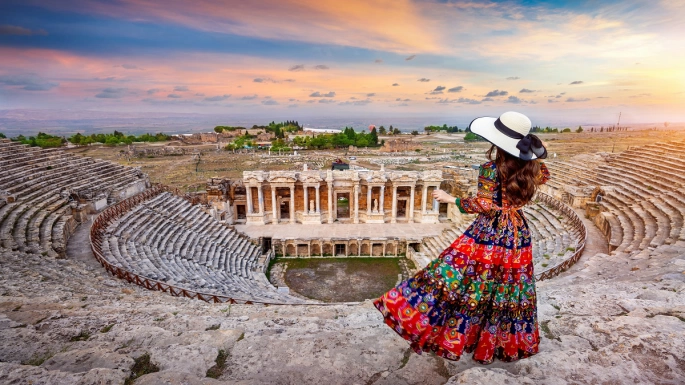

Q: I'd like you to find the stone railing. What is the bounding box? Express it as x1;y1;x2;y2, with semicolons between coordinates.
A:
534;192;588;281
89;185;328;305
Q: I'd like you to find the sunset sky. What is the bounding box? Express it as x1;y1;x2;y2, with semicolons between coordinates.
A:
1;0;684;126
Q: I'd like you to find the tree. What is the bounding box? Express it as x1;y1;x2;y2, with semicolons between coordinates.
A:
105;136;120;146
576;126;583;133
393;128;401;135
0;132;5;139
411;130;419;136
369;127;378;146
69;133;84;144
214;126;224;133
378;126;386;135
562;128;571;133
464;132;480;141
424;126;431;135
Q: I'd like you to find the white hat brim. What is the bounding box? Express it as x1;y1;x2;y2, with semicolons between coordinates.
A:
469;117;537;160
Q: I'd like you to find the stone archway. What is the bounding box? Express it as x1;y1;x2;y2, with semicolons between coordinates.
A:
285;244;295;256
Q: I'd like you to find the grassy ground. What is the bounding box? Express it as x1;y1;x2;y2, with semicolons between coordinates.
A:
275;257;402;302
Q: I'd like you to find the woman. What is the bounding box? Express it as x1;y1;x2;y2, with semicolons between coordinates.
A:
374;111;550;364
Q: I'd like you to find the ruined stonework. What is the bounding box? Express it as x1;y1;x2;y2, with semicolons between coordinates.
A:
238;169;443;226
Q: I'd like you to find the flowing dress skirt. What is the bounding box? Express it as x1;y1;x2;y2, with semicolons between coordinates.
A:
373;230;540;364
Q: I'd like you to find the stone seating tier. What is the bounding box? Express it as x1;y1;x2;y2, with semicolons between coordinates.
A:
0;142;150;256
97;191;303;304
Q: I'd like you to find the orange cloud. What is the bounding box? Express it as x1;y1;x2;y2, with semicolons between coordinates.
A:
34;0;440;54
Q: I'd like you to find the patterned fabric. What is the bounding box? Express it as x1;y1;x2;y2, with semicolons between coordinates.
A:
374;160;550;364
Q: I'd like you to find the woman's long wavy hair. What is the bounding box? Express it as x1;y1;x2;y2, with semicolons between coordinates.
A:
487;145;542;207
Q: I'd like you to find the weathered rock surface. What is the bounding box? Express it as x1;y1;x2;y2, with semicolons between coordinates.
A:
1;240;685;384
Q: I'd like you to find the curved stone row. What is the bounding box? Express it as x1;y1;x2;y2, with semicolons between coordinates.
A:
545;140;685;254
0;140;148;257
91;187;306;304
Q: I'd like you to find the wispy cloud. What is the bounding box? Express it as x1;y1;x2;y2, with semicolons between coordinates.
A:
167;93;182;98
240;94;258;100
0;74;58;91
417;78;430;82
262;99;279;105
174;86;189;91
392;83;399;86
405;55;416;61
506;95;522;103
438;97;481;104
310;91;336;97
519;88;535;93
566;97;590;102
289;64;305;72
447;86;463;93
204;94;230;102
94;87;127;98
314;64;329;70
374;59;383;63
506;76;520;80
339;99;372;106
366;93;375;97
569;81;584;85
429;85;445;95
0;25;47;36
485;89;508;97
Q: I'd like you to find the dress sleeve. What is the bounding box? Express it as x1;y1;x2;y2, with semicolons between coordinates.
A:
538;161;550;185
457;163;497;214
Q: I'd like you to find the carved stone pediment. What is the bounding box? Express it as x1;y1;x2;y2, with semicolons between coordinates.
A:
265;171;298;183
243;171;265;183
268;176;297;184
362;171;387;184
298;172;323;183
419;170;443;183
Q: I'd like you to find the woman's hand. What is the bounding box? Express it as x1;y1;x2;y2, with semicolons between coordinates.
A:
432;189;455;204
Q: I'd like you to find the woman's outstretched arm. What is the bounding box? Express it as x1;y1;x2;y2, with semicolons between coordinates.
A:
432;163;496;214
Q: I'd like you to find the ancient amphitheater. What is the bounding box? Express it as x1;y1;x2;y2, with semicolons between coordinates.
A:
1;137;684;384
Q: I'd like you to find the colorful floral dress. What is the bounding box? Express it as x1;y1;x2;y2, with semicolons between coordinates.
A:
374;160;550;364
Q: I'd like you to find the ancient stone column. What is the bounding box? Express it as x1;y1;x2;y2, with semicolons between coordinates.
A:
304;186;309;214
353;183;359;224
432;191;439;212
380;185;385;221
391;185;397;223
327;182;333;223
367;186;372;214
421;185;428;215
257;185;264;214
409;185;415;222
246;186;253;214
315;185;321;213
289;185;296;224
271;186;277;224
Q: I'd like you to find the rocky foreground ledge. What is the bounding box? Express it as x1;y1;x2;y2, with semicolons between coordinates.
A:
1;244;684;385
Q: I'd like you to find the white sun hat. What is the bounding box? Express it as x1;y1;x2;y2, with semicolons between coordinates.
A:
468;111;547;160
